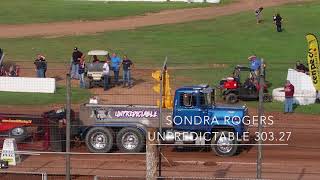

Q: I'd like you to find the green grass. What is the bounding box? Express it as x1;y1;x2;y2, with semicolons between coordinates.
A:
1;1;319;67
220;0;234;5
0;87;91;105
0;1;319;113
0;0;211;24
246;101;320;115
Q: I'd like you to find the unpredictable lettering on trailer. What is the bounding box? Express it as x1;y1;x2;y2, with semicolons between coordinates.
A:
90;107;159;121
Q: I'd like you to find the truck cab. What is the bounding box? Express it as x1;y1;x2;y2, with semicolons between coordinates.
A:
167;84;248;156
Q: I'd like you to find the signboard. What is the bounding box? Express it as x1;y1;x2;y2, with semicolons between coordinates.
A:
90;107;159;122
1;138;21;166
306;34;320;90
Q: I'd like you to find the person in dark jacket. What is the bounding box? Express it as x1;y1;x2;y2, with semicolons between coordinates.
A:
34;54;46;78
316;90;320;103
71;47;84;80
42;56;47;78
122;55;134;88
273;13;283;32
284;80;294;113
295;61;309;73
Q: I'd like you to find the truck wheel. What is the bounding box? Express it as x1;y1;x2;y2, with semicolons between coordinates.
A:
9;127;27;142
226;93;238;104
211;131;238;157
116;127;145;153
85;127;114;153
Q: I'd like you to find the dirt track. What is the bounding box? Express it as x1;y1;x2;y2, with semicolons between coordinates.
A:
1;57;319;180
0;0;312;38
0;0;319;179
1;113;319;180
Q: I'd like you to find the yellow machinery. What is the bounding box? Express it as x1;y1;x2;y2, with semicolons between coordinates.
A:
152;69;173;109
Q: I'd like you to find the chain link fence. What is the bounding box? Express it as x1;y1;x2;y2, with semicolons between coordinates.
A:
0;60;319;179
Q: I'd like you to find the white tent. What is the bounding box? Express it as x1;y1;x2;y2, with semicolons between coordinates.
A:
272;69;316;105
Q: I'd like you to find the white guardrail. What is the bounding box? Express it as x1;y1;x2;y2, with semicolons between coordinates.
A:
0;77;56;93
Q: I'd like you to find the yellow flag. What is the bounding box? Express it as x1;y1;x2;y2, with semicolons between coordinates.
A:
306;34;320;90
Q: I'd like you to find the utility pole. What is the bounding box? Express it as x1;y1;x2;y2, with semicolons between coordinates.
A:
257;59;264;179
66;74;71;180
158;57;167;178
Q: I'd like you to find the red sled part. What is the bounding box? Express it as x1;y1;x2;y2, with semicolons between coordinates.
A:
0;118;32;132
223;80;238;89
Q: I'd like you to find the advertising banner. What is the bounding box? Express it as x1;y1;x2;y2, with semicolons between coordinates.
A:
306;34;320;90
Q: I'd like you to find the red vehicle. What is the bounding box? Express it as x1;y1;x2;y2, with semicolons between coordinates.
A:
0;109;77;151
0;113;49;150
219;65;271;104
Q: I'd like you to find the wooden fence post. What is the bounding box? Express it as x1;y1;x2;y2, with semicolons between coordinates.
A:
146;128;159;180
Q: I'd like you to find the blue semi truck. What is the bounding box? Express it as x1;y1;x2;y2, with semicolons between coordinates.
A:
79;84;248;156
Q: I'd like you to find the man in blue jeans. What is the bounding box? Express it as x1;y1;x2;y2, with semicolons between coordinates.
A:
122;55;133;88
103;59;110;91
78;59;86;88
71;47;84;80
284;80;294;113
111;53;121;85
34;54;46;78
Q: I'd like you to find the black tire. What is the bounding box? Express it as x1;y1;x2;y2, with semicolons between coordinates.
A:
116;127;145;153
211;131;238;157
85;127;114;153
226;93;238;104
84;78;92;89
9;127;27;142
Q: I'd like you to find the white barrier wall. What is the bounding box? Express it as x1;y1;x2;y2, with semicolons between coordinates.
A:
0;77;56;93
88;0;220;3
287;68;315;91
272;69;316;105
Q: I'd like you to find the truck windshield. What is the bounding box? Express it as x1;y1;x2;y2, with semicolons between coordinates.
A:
199;93;212;107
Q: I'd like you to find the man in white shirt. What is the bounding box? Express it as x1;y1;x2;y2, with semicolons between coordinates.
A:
103;59;110;91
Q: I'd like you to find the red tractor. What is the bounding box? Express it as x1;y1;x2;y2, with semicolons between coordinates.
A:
219;65;272;104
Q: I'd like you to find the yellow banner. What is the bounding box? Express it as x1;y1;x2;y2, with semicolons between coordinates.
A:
306;34;320;90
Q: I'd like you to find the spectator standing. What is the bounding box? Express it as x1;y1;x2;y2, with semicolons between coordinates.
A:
34;54;46;78
71;47;84;80
0;48;4;63
316;91;320;103
248;55;261;77
42;56;47;78
273;13;283;32
7;65;17;77
255;7;264;24
78;58;86;88
106;53;111;63
295;61;309;73
284;80;295;113
103;59;110;91
111;53;121;85
122;55;134;88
